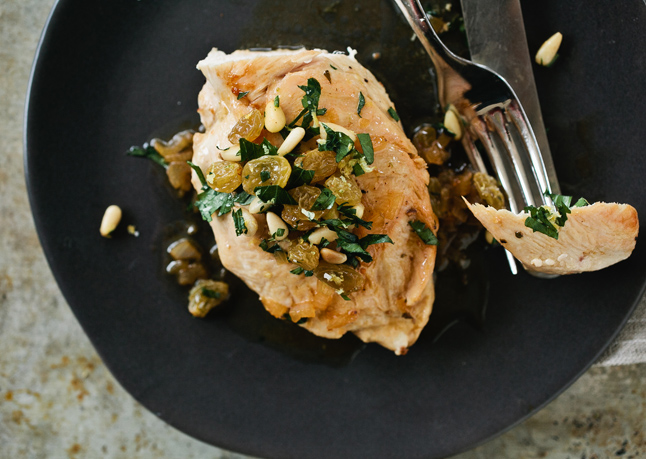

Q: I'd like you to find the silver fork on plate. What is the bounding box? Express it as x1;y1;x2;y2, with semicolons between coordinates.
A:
394;0;561;275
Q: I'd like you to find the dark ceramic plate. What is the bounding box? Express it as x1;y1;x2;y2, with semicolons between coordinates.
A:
25;1;646;458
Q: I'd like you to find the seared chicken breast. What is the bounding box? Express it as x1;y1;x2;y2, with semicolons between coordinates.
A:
465;199;638;275
191;48;438;354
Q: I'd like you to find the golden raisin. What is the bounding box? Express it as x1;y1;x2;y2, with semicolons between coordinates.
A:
206;161;243;193
228;109;264;144
241;156;291;195
188;279;229;318
301;150;337;183
281;185;324;231
314;262;364;294
287;241;320;271
325;175;362;206
473;172;505;209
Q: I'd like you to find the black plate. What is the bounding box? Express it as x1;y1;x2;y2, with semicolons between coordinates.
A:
25;1;646;458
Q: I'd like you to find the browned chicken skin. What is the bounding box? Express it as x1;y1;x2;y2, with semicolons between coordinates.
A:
191;48;438;354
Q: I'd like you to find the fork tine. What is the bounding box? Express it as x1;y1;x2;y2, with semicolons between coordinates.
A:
506;102;556;196
488;108;540;207
462;128;519;275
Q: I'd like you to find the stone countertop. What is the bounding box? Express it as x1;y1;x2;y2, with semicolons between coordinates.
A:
1;1;644;458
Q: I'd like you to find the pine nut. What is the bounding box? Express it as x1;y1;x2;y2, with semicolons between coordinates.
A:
321;248;347;264
535;32;562;66
264;100;286;133
100;205;122;238
352;203;365;219
220;145;241;162
277;127;305;156
319;122;357;142
248;196;272;214
308;227;338;245
266;212;289;241
240;208;258;237
443;107;463;140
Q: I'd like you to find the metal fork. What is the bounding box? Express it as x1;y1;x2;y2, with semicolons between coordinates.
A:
394;0;560;275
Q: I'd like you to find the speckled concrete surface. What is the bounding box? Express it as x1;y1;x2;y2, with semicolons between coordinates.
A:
1;1;644;458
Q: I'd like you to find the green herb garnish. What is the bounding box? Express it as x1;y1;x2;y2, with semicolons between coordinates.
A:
357;133;374;165
311;188;337;211
202;288;221;299
259;239;283;253
239;138;278;162
319;123;355;162
254;185;298;206
233;191;255;206
524;206;559;239
237;91;249;100
335;230;393;264
260;170;271;183
523;190;589;239
387;107;400;121
352;163;365;176
287;165;315;188
232;208;247;236
290;267;304;275
187;161;235;221
274;95;280;107
409;220;438;245
127;145;168;169
357;92;365;117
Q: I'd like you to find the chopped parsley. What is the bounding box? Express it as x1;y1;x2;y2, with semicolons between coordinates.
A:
310;188;336;211
409;220;438;245
337;204;372;229
353;163;365;176
357;92;365;117
524;206;559;239
335;230;393;264
237;91;249;100
233;191;255;206
260;170;271;183
187;161;235;222
254;185;298;206
523;191;589;239
330;64;337;70
357;133;374;165
259;238;283;253
239;138;278;162
287;165;315;188
387;107;400;121
319;123;355;162
289;267;313;277
202;288;221;299
232;208;247;236
292;78;327;130
274;95;280;107
127;145;168;169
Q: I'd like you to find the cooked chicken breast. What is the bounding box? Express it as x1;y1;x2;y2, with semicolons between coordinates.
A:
464;199;638;275
192;48;438;354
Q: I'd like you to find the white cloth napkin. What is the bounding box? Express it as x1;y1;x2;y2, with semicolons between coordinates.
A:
596;292;646;365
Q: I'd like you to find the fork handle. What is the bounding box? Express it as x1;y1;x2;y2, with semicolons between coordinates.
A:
393;0;457;73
